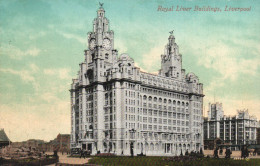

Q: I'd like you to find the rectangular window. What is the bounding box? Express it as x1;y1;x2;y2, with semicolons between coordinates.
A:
143;117;147;123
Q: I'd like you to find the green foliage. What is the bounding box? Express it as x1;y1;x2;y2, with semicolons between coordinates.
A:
88;156;260;166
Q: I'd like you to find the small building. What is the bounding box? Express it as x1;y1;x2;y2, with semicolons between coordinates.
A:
0;129;11;148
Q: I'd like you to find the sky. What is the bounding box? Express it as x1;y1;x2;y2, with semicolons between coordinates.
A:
0;0;259;142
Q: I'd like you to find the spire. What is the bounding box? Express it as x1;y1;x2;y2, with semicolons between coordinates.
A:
97;2;105;17
99;2;104;9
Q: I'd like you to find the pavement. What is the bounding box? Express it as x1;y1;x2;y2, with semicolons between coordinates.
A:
46;152;90;165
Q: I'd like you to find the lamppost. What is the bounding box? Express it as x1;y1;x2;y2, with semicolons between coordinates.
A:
103;130;109;152
129;128;136;157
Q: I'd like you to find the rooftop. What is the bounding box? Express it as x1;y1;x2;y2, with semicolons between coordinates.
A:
0;129;11;142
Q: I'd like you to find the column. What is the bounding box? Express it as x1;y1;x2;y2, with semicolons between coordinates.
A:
223;120;225;141
229;120;231;144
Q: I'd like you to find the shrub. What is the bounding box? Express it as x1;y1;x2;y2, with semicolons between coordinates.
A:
95;153;116;157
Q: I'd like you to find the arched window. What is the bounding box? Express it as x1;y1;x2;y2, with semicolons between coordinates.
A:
143;95;147;100
150;143;154;151
154;97;157;102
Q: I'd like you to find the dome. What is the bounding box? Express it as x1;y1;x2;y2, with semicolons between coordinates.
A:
119;53;133;61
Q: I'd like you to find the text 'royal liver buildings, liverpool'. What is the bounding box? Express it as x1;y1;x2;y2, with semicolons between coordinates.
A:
70;5;204;156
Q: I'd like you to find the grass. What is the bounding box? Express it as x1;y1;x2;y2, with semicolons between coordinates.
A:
88;156;260;166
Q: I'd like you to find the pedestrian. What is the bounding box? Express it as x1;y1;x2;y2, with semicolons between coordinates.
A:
253;149;257;156
219;148;223;155
80;149;83;159
185;150;189;156
225;148;232;159
245;147;249;158
214;148;219;158
241;147;245;159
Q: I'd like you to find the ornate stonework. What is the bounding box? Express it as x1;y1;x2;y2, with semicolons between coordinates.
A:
70;5;204;156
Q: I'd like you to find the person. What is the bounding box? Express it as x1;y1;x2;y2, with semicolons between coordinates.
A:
80;149;85;159
200;148;204;155
253;149;257;156
225;148;232;159
219;148;223;155
245;147;249;158
180;149;183;156
214;148;219;158
185;150;189;156
241;147;245;159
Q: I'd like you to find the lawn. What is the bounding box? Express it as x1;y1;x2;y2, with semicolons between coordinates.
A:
88;156;260;166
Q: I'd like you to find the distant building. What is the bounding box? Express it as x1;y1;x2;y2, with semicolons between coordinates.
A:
12;139;44;150
54;134;70;152
11;134;70;152
257;123;260;145
0;129;11;148
38;134;70;152
204;103;258;150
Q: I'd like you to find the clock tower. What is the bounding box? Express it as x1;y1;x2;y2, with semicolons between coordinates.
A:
84;4;118;82
159;34;182;80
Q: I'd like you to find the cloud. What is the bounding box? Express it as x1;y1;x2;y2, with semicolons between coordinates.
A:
56;30;85;44
115;39;128;54
43;68;71;79
198;43;259;81
139;45;164;72
0;64;40;91
0;44;41;60
0;67;34;83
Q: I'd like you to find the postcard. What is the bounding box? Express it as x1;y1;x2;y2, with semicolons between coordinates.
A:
0;0;259;163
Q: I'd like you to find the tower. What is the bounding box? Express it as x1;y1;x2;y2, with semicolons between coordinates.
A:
84;4;118;83
159;34;182;79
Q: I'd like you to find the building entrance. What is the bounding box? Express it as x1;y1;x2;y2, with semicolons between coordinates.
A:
165;143;171;153
82;144;86;150
88;143;92;153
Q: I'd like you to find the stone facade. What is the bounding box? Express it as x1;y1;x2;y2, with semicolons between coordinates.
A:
70;5;204;156
257;127;260;145
204;103;258;150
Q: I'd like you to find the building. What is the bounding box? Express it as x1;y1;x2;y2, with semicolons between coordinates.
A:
12;139;45;150
11;134;70;153
0;129;11;148
38;134;70;152
204;103;258;150
54;134;70;153
257;122;260;145
70;4;204;156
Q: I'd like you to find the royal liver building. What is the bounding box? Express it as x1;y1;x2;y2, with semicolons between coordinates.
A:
70;5;204;156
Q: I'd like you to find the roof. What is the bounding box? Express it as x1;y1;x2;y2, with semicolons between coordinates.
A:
0;129;10;142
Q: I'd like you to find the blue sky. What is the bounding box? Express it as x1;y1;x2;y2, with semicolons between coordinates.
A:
0;0;259;141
